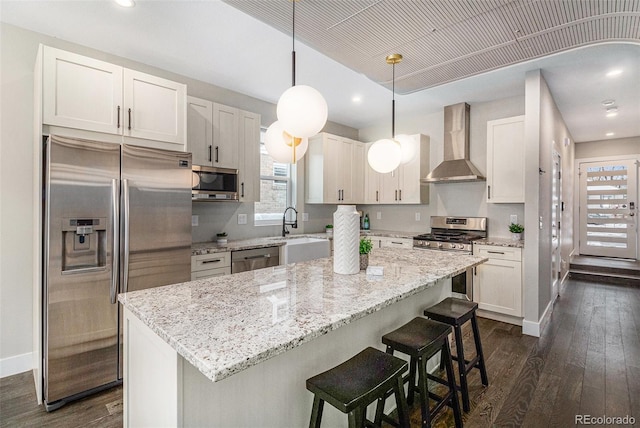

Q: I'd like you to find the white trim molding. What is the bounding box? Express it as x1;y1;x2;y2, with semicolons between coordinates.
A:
0;352;33;378
522;299;554;337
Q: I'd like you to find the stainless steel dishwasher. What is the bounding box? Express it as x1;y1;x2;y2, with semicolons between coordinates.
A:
231;246;280;273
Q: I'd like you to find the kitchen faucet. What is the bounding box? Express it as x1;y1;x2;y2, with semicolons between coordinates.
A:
282;206;298;237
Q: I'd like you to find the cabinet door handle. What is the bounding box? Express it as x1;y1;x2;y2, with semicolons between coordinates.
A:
117;106;121;129
399;189;402;201
202;259;222;264
487;250;505;254
127;108;132;130
395;190;398;201
488;185;491;199
474;267;477;276
391;241;402;245
241;182;245;198
376;190;379;202
215;146;219;163
208;145;212;162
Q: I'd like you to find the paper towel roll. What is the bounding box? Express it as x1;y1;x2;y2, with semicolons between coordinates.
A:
333;205;360;274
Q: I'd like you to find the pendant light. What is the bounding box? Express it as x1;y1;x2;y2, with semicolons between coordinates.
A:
367;54;415;173
265;0;328;164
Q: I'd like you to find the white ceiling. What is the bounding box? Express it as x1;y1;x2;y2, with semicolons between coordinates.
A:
1;0;639;142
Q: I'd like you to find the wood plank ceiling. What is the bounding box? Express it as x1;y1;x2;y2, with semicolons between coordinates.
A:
223;0;640;94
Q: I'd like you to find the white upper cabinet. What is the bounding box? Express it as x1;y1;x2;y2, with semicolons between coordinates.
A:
486;116;525;203
237;110;261;202
212;103;240;169
186;96;213;166
123;69;186;145
305;133;365;204
364;134;430;204
43;47;123;135
186;96;261;201
42;46;186;149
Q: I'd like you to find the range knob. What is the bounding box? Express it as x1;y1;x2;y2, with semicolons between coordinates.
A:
436;242;443;249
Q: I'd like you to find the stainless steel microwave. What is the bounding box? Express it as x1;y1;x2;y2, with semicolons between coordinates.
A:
192;165;238;201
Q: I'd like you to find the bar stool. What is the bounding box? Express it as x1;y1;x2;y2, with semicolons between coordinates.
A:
376;317;462;428
306;347;410;428
423;297;489;412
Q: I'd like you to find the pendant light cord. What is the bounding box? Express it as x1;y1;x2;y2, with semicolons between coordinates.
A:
391;61;395;138
291;0;296;86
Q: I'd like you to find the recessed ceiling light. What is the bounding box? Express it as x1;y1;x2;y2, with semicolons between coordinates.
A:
606;106;618;114
114;0;135;7
601;99;615;107
606;112;619;118
606;132;615;137
606;69;623;77
351;95;362;104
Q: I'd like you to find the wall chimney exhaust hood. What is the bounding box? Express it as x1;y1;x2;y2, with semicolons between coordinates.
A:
421;102;485;183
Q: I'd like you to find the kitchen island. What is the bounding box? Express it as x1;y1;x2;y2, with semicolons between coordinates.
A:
119;247;486;427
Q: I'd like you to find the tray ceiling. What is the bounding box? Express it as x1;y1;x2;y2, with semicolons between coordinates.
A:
224;0;640;93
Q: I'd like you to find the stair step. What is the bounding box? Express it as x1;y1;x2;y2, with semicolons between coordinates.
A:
569;270;640;285
569;263;640;277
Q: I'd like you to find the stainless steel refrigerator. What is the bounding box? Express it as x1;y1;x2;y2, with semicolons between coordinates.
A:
42;135;192;410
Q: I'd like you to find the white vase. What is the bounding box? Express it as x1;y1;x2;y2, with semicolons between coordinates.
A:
333;205;360;275
511;232;522;241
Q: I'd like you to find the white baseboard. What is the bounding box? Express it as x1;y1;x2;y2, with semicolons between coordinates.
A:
0;352;34;378
522;299;554;337
476;309;523;326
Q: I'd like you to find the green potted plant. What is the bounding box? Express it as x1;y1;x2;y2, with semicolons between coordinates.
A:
509;223;524;241
216;232;228;245
325;224;333;236
359;237;373;270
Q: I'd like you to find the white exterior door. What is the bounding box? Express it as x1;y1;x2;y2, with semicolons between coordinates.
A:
579;159;638;259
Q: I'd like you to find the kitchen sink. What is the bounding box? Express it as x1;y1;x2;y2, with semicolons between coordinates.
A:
282;237;330;264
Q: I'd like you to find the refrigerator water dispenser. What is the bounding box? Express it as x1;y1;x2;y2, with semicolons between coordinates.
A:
61;218;107;271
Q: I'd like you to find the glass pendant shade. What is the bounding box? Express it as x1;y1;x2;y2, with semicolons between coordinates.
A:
394;134;417;164
265;121;308;163
367;138;401;173
277;85;328;138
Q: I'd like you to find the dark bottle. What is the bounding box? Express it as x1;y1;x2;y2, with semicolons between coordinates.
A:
363;213;370;230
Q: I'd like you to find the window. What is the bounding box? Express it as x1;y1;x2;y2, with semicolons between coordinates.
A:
254;127;293;225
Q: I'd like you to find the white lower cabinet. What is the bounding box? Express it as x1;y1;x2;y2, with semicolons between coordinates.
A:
191;252;231;280
473;244;522;319
376;237;413;249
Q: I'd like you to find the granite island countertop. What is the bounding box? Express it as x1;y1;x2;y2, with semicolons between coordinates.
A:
119;248;486;383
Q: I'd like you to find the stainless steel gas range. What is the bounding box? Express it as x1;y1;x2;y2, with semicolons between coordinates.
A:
413;216;488;300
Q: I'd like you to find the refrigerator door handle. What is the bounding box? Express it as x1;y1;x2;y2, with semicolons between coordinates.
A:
123;178;130;293
110;179;119;304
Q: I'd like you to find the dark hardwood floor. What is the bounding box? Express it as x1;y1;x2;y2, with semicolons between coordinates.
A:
1;278;638;427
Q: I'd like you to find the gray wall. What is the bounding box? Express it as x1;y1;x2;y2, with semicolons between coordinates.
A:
0;22;356;369
358;95;526;238
524;70;576;325
575;136;640;159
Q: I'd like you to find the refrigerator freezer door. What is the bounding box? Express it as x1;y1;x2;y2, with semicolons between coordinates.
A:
44;136;121;405
120;144;192;294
